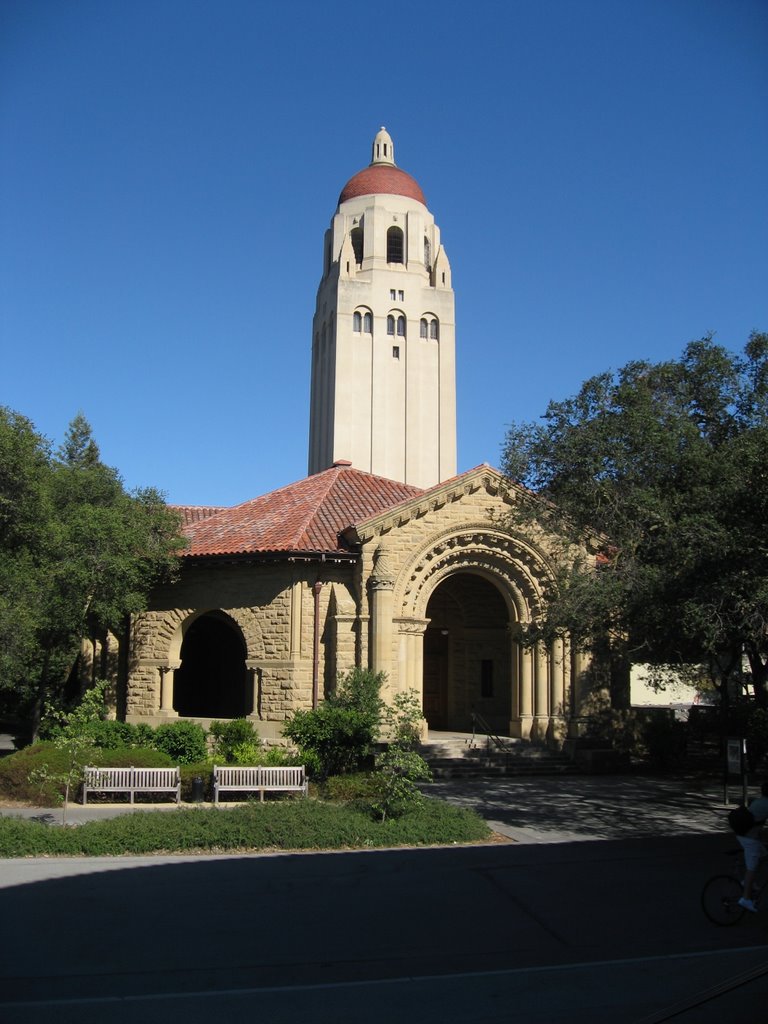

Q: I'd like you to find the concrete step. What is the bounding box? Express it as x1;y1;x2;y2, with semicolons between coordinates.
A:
418;732;578;778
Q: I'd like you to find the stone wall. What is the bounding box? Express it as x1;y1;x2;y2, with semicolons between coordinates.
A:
125;560;358;737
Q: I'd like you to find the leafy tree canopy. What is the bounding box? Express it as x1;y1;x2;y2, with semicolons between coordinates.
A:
501;333;768;705
0;408;185;729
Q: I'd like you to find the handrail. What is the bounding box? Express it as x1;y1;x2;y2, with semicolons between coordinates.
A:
470;710;510;754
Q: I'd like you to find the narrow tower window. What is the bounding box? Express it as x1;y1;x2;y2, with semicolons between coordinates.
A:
386;227;404;264
387;315;395;335
397;315;406;337
420;318;428;339
353;311;362;332
351;227;363;265
363;311;373;333
430;318;439;340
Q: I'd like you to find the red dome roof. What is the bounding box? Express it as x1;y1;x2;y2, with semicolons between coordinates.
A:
338;164;426;206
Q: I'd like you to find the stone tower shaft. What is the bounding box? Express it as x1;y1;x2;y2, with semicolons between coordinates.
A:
308;129;457;488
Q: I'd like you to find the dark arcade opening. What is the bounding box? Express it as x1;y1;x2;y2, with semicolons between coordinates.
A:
174;612;249;719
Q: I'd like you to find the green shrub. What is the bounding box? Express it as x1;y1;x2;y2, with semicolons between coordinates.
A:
209;719;262;763
152;721;208;764
0;742;72;804
369;748;432;821
331;668;385;720
179;761;214;802
0;743;173;805
260;745;303;767
322;772;379;802
85;719;143;749
283;669;386;779
384;690;423;750
93;747;173;768
283;705;377;778
0;796;491;858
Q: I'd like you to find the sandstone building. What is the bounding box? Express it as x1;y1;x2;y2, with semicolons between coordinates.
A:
115;130;589;744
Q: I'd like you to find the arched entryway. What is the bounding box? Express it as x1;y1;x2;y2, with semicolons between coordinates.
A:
423;573;511;733
174;612;249;719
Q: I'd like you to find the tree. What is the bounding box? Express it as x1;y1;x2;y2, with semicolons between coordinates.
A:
282;669;387;778
501;333;768;707
35;680;108;823
0;408;185;733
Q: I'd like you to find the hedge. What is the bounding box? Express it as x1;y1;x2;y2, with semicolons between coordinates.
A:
0;798;491;857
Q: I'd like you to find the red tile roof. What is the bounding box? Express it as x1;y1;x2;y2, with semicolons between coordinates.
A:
338;165;426;206
172;505;228;528
173;465;424;558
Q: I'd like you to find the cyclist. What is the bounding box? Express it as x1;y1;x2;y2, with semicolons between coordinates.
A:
737;779;768;912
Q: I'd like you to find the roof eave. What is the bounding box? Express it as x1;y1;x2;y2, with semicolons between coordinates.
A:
183;548;359;567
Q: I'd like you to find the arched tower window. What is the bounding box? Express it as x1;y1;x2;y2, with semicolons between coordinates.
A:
351;226;363;265
353;311;362;332
430;318;439;340
397;315;406;337
387;315;395;336
420;318;428;339
387;226;404;264
363;311;373;333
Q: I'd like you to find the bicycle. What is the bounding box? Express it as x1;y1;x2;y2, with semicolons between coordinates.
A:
701;847;767;925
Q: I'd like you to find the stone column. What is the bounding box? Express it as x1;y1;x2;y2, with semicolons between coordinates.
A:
394;618;429;738
158;662;180;717
518;640;533;739
532;641;549;741
509;626;520;727
246;665;261;720
290;580;303;658
369;542;396;688
548;635;566;745
568;644;592;738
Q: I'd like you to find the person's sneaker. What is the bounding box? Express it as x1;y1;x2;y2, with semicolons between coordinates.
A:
738;897;757;912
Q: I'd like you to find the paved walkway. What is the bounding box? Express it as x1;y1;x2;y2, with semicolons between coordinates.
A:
0;770;745;844
420;771;739;843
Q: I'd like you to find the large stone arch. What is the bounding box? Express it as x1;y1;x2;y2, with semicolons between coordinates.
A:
396;525;555;622
386;526;568;742
173;610;250;719
127;606;266;722
167;608;266;665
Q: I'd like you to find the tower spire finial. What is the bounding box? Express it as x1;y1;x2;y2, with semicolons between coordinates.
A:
371;126;395;167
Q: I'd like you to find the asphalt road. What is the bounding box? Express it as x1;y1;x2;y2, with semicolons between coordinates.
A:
1;831;766;1023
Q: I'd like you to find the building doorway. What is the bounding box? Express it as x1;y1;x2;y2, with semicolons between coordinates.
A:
174;612;249;719
423;573;511;733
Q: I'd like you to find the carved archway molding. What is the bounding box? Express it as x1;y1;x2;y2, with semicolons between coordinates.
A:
136;606;264;666
395;524;558;623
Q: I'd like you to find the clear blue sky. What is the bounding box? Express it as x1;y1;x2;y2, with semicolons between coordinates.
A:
2;0;766;507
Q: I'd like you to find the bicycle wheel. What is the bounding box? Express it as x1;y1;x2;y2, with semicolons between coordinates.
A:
701;874;745;925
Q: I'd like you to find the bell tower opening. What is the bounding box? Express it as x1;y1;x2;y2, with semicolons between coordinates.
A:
386;226;404;264
423;574;511;733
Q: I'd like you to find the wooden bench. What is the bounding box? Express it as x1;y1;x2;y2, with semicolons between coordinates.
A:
82;766;181;804
213;765;307;804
